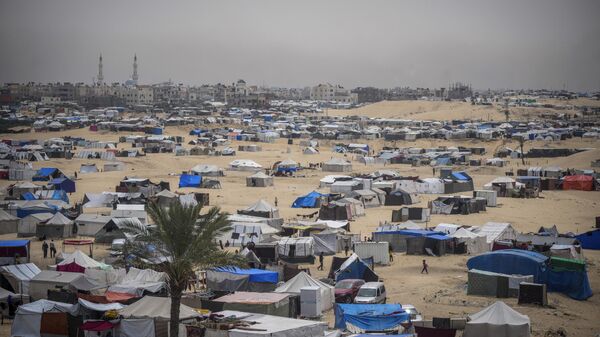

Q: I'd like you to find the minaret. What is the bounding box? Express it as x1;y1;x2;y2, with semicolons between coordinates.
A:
97;54;104;85
132;54;138;84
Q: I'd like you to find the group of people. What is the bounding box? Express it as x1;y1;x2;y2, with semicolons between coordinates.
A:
42;240;57;259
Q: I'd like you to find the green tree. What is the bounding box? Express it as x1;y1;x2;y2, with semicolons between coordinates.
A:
123;200;245;337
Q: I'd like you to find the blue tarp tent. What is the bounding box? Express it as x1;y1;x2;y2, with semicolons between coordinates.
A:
32;168;58;181
49;190;69;203
335;304;409;331
467;249;592;300
146;127;163;135
50;177;76;193
189;129;204;136
212;267;278;283
335;254;379;282
292;191;326;208
576;229;600;250
179;174;202;188
451;171;472;181
436;157;451;166
21;192;37;200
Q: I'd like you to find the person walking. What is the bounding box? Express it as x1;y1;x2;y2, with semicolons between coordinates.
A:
318;252;324;271
49;240;57;258
388;244;394;263
274;197;278;207
421;259;429;274
344;244;349;257
42;241;49;259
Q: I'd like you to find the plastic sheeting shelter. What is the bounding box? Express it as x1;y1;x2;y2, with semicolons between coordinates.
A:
467;249;593;300
576;229;600;250
50;177;76;193
179;174;202;188
275;271;335;311
119;295;200;320
212;310;327;337
11;299;78;337
562;175;594;191
292;191;326;208
0;263;41;294
463;301;530;337
332;253;379;282
213;292;291;317
29;270;84;300
212;267;278;283
334;304;409;333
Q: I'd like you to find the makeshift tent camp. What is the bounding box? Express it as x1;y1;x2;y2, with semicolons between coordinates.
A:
32;167;61;181
178;174;202;188
467;249;593;300
36;212;74;239
0;209;19;234
335;304;410;333
292;191;326;208
275;271;335;311
276;159;299;174
246;172;274;187
563;175;595;191
107;267;166;297
353;242;390;265
0;263;41;294
73;214;111;236
384;189;419;206
11;299;78;337
332;253;379;282
20;212;54;237
463;301;530;337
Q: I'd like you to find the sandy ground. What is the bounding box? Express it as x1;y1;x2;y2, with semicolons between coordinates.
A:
1;121;599;336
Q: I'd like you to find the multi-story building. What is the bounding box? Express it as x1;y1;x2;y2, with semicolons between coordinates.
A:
310;83;358;104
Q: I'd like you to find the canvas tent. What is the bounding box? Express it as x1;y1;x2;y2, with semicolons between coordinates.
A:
213;292;291;317
275;271;335;311
191;164;224;176
0;263;41;294
11;299;78;337
563;175;595;191
292;191;326;208
278;237;314;263
56;250;108;273
73;214;111;236
208;267;279;292
451;228;489;255
322;158;352;172
80;163;98;174
0;209;19;234
463;301;530;337
230;159;263;171
29;270;84;300
238;200;280;218
246;171;274;187
36;212;74;239
476;222;517;248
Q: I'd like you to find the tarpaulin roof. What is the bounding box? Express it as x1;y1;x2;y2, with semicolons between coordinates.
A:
0;240;29;247
292;191;326;208
119;296;200;320
335;303;409;331
451;171;471;181
36;167;57;177
179;174;202;188
212;267;278;283
214;291;289;304
78;298;125;312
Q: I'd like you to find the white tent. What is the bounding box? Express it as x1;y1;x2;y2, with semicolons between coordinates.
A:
215;310;327;337
277;237;314;257
119;295;200;320
476;222;517;247
11;300;78;337
434;223;460;235
241;199;280;218
0;263;41;294
57;250;108;270
451;228;489;255
319;175;352;187
463;301;530;337
229;159;263;171
29;270;83;300
191;164;224;176
79;163;98;174
275;271;335;311
107;267;166;296
322;158;352;172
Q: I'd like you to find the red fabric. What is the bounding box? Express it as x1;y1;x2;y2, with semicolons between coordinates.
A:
78;293;111;304
563;175;593;191
105;291;137;302
81;320;116;331
63;239;94;245
0;170;8;179
56;262;86;273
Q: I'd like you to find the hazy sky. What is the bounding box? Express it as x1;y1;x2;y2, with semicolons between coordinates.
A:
1;0;599;91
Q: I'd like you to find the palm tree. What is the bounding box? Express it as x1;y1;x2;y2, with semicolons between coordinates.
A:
123;200;245;337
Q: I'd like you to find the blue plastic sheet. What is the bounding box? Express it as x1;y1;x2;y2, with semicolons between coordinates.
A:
179;174;202;188
292;191;326;208
335;304;409;331
576;229;600;250
212;267;278;283
467;249;592;300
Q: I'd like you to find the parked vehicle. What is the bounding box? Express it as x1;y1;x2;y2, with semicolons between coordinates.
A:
335;279;365;303
354;282;387;304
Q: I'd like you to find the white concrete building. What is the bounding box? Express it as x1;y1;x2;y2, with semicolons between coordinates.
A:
310;83;357;104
